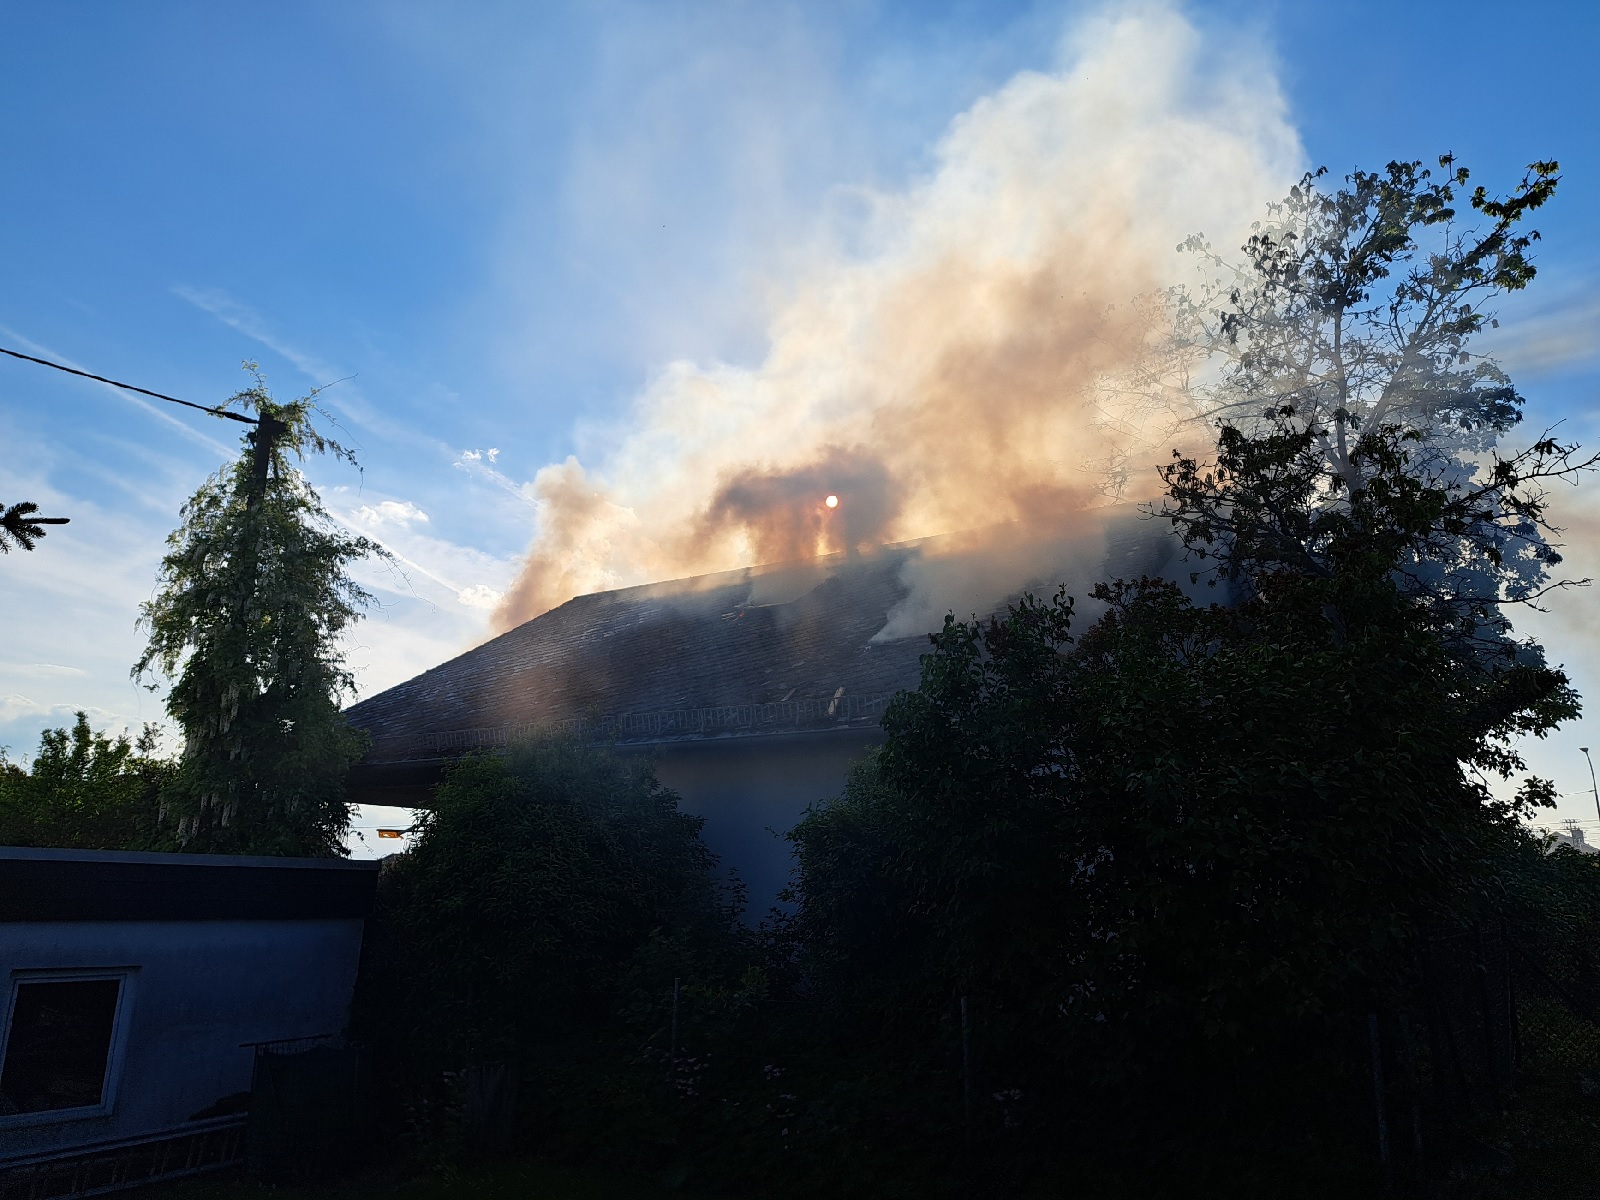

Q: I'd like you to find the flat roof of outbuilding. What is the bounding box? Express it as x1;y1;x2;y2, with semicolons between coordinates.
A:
0;846;380;923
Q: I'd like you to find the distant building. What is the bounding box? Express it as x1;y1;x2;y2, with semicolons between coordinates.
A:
1548;823;1599;855
0;847;377;1192
345;518;1186;907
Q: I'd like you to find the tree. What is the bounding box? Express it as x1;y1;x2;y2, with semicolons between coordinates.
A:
357;736;734;1159
789;420;1587;1188
1162;158;1600;775
134;370;384;856
1;499;67;553
363;739;726;1061
1178;158;1572;622
1164;411;1596;656
1183;156;1558;465
0;713;171;850
784;159;1596;1187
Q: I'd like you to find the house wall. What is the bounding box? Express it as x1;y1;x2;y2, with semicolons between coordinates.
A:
0;917;365;1160
641;728;884;915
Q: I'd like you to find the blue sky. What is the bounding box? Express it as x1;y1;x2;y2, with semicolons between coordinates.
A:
1;0;1597;838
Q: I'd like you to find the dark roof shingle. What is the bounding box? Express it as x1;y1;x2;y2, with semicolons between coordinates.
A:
346;546;929;763
345;514;1180;764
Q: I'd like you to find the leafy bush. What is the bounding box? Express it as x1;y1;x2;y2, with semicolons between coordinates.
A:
0;713;172;850
356;739;743;1164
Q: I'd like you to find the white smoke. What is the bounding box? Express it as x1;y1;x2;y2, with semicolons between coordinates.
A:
493;3;1302;633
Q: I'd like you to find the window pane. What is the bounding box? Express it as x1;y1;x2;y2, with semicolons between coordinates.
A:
0;980;121;1115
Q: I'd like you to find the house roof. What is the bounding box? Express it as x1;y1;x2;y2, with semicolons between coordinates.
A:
346;544;930;766
0;847;379;923
343;511;1183;768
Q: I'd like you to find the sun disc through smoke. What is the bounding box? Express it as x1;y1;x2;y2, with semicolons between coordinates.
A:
824;494;839;509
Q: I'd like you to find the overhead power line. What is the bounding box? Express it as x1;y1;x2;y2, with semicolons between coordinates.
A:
0;345;258;425
0;345;296;552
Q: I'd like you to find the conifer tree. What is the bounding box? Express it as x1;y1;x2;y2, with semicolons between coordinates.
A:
134;368;385;856
1;500;67;553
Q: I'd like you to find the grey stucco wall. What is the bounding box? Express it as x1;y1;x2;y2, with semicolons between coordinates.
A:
643;728;883;915
0;917;365;1160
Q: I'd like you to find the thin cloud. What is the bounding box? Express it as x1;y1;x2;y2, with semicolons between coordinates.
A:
170;284;443;455
1;663;88;679
0;325;236;458
454;448;536;504
352;499;431;528
171;285;345;383
1484;283;1600;380
331;490;516;621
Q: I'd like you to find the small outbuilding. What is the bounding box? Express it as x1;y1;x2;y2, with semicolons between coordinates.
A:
0;846;378;1194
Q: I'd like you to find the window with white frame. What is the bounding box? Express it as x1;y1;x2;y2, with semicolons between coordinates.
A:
0;974;127;1117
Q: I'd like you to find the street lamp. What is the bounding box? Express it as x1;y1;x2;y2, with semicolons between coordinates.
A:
1582;747;1600;827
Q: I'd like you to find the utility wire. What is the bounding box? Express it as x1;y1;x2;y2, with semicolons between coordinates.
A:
0;345;258;425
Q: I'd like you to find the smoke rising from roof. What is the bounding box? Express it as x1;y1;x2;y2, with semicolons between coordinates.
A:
702;446;897;566
491;4;1302;635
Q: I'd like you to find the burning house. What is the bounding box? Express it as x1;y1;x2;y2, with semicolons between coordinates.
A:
344;513;1187;908
347;545;923;909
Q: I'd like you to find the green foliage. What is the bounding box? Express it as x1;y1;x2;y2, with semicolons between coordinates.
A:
1182;157;1560;461
134;369;383;857
359;738;732;1079
785;415;1586;1187
0;713;172;849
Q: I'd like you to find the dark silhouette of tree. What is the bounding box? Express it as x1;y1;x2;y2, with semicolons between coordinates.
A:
0;714;171;849
1177;157;1574;632
360;738;728;1078
783;159;1596;1189
1;500;67;553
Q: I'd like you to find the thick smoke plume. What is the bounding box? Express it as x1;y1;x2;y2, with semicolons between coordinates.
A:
492;6;1302;634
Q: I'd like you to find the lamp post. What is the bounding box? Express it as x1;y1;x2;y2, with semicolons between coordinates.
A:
1582;747;1600;828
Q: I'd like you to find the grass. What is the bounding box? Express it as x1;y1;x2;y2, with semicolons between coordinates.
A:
124;1068;1600;1200
1474;1072;1600;1199
134;1160;695;1200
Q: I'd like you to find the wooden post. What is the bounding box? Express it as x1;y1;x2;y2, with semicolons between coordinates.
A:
1369;1013;1390;1165
1399;1015;1424;1167
670;977;681;1064
961;996;973;1144
247;414;287;506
